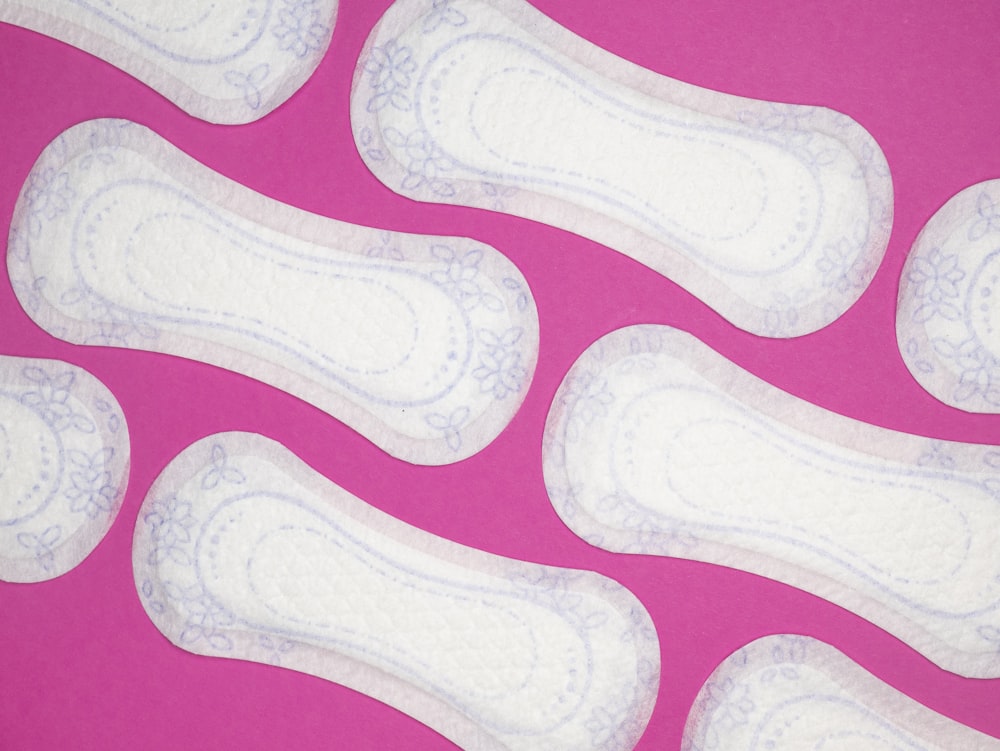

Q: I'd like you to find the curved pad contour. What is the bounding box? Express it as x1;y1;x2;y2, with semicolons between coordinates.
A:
0;355;129;582
351;0;892;337
133;432;660;751
0;0;337;123
683;635;1000;751
898;179;1000;412
8;118;538;465
544;324;1000;677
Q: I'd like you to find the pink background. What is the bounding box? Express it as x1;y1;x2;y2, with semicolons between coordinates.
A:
3;1;1000;748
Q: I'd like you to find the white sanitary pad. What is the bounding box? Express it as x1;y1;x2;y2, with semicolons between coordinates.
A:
543;324;1000;678
0;0;336;123
683;635;1000;751
0;355;128;582
8;118;538;465
132;431;659;751
350;0;893;337
898;179;1000;412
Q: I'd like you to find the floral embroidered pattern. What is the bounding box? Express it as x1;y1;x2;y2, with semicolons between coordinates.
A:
364;40;417;112
16;526;62;574
429;245;502;311
968;191;1000;241
272;0;328;58
225;63;271;111
425;406;470;452
144;495;198;566
383;127;455;196
907;246;965;322
65;447;117;518
24;167;74;237
163;581;235;651
422;0;467;33
931;336;1000;406
201;444;245;490
19;367;94;433
473;327;527;399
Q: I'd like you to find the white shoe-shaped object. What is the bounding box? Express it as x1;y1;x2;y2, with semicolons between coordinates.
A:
132;432;659;751
350;0;892;337
683;635;1000;751
543;324;1000;678
0;0;337;123
0;354;128;582
8;118;538;465
897;179;1000;412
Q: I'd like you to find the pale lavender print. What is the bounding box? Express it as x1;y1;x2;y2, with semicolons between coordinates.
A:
931;336;1000;406
968;191;1000;241
20;367;94;433
365;40;417;112
163;581;235;651
908;246;965;322
65;447;117;518
24;167;74;237
272;0;328;58
383;127;456;196
144;495;198;566
16;526;62;574
425;406;470;452
473;327;526;400
422;0;467;34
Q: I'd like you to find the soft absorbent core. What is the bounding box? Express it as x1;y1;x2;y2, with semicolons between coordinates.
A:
897;180;1000;412
350;0;892;337
683;635;1000;751
132;432;659;751
543;324;1000;678
0;0;336;123
0;355;128;582
8;118;538;465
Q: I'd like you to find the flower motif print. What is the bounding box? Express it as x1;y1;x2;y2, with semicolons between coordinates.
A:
19;367;93;433
65;448;117;518
704;678;754;732
383;127;456;196
932;336;1000;406
560;371;614;442
24;167;74;236
429;245;502;311
365;40;417;112
968;191;1000;241
422;0;467;33
817;237;864;294
225;63;270;111
908;246;965;322
16;526;61;574
425;406;470;452
201;444;245;490
272;0;328;58
917;440;956;470
144;495;198;566
473;328;527;399
163;581;235;651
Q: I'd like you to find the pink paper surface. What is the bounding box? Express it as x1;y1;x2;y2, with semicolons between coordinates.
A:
2;1;999;749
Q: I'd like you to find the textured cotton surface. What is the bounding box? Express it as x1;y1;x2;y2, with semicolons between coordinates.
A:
0;355;128;582
683;636;1000;751
350;0;892;337
0;0;337;123
9;118;538;465
544;324;1000;678
133;432;659;751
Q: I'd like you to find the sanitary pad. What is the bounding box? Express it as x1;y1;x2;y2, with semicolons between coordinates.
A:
132;431;659;751
543;324;1000;678
0;355;128;582
350;0;892;337
683;635;1000;751
8;118;538;465
0;0;336;123
898;180;1000;412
